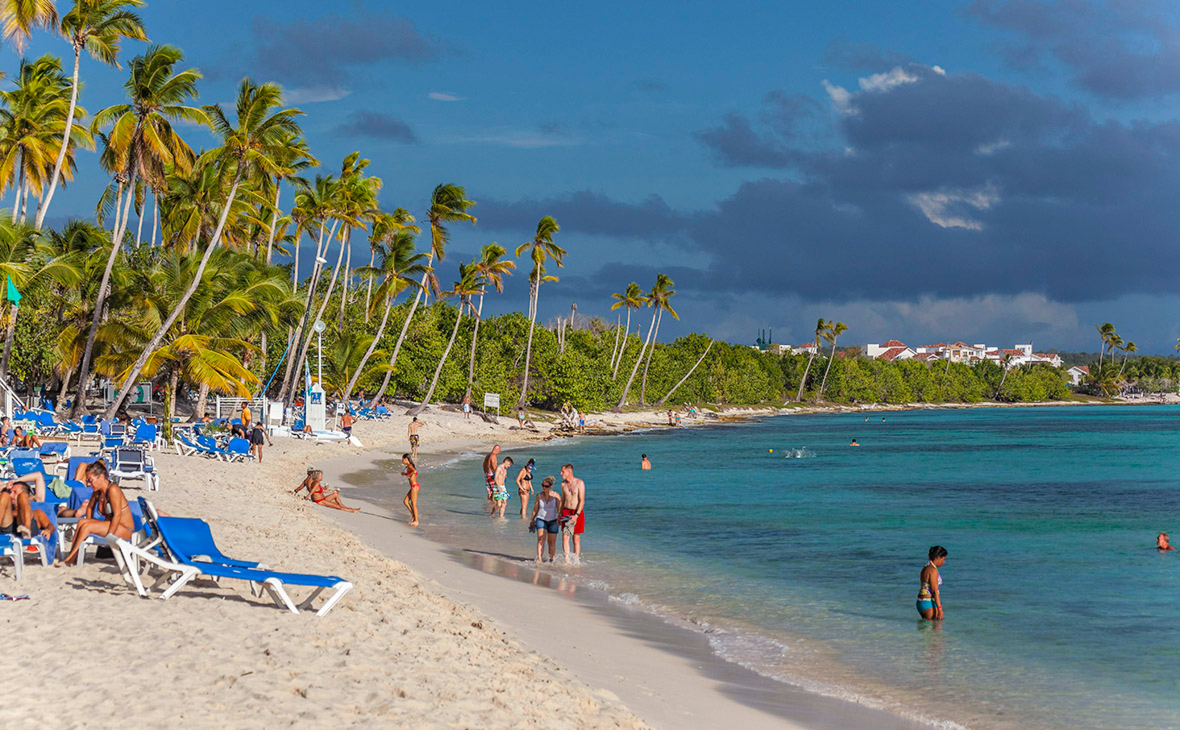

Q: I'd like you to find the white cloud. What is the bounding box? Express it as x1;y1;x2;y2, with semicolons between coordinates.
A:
428;91;464;102
975;139;1011;155
858;66;919;93
932;65;947;76
449;126;580;148
822;80;857;115
284;86;351;104
906;185;1000;231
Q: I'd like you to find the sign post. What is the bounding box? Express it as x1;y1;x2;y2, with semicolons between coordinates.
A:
482;392;501;416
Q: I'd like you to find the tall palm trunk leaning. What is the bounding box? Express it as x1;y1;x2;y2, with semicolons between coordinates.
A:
514;216;562;409
817;320;847;400
614;303;657;411
637;274;676;405
463;243;513;401
794;318;826;403
411;265;483;416
609;281;644;379
655;339;713;407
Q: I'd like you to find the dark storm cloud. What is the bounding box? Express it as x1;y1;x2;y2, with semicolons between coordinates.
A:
248;5;451;86
688;67;1180;303
477;191;690;240
695;91;822;167
822;38;911;70
333;111;418;142
967;0;1180;99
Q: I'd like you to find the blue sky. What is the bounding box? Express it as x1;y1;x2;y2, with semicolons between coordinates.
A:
13;0;1180;353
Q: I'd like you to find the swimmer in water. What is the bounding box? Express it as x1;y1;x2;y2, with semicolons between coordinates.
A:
1158;532;1176;551
850;439;860;447
640;454;651;470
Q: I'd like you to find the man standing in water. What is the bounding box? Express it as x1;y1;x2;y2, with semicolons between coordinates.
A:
640;454;651;470
559;463;586;564
408;417;423;459
482;444;500;508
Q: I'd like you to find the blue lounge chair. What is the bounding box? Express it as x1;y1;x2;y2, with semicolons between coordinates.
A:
38;441;70;462
130;423;159;449
109;448;159;491
12;457;51;482
175;433;227;460
152;515;264;570
0;534;23;579
107;518;352;615
225;437;252;462
21;502;58;565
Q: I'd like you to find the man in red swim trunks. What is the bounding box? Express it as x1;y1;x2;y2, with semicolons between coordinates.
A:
559;463;585;564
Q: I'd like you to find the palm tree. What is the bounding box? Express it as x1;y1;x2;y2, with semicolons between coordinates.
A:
342;227;428;400
464;242;515;400
0;0;58;51
104;78;303;418
817;320;847;400
609;281;645;379
993;353;1015;399
363;206;413;319
1095;322;1115;372
615;273;669;410
411;262;483;416
36;0;147;230
1117;340;1137;379
71;44;205;415
655;337;714;407
514;215;562;408
795;318;826;402
260;129;314;265
369;183;475;408
639;274;677;405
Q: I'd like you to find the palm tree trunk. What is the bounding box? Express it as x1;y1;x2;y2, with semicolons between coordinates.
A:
59;363;74;408
135;195;145;246
463;293;484;400
994;368;1009;400
191;382;209;422
368;261;432;409
35;44;81;231
279;222;334;407
613;309;632;379
265;183;280;264
411;303;464;415
344;290;396;400
110;179;125;239
112;164;139;246
656;339;713;407
70;171;138;417
19;174;31;224
338;236;351;328
364;248;375;323
0;304;17;383
151;192;158;247
795;353;816;402
1118;351;1130;379
104;168;244;419
609;315;621;371
292;230;302;291
288;227;347;404
168;368;179;416
517;278;542;408
639;307;663;405
819;339;839;399
11;163;23;222
614;310;657;411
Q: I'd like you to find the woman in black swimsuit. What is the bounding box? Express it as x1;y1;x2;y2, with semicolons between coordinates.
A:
515;459;535;519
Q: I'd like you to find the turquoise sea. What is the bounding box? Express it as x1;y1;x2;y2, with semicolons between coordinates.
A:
358;406;1180;729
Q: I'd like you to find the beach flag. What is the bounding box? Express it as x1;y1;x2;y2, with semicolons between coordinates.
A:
4;276;20;305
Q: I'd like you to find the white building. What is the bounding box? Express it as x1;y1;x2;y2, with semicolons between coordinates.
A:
1067;365;1090;386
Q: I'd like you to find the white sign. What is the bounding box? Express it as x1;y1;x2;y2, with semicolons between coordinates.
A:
483;393;500;410
132;383;152;404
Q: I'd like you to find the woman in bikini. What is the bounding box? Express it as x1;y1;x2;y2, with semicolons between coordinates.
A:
917;545;948;620
293;469;359;512
59;461;134;566
401;454;421;526
515;458;535;519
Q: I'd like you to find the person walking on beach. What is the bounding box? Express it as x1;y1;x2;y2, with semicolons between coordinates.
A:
401;454;421;526
515;458;536;518
529;476;561;562
641;454;651;470
578;411;586;433
917;546;948;620
408;417;422;459
492;457;513;518
462;394;472;420
559;463;586;564
249;424;270;462
340;409;356;439
483;445;500;507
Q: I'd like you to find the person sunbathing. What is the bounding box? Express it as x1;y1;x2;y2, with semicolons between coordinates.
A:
8;472;48;501
0;481;54;541
292;469;359;512
58;461;134;566
10;427;42;449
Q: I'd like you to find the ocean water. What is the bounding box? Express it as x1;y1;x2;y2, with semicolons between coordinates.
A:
350;407;1180;729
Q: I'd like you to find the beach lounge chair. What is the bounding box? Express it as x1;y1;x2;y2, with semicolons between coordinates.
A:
225;437;252;463
106;519;352;616
175;433;228;460
38;441;70;462
19;502;58;565
11;457;52;483
0;534;23;580
109;448;159;491
129;423;159;449
68;496;145;567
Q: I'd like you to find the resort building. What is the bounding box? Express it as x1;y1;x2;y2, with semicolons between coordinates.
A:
864;340;1064;369
1067;365;1090;386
